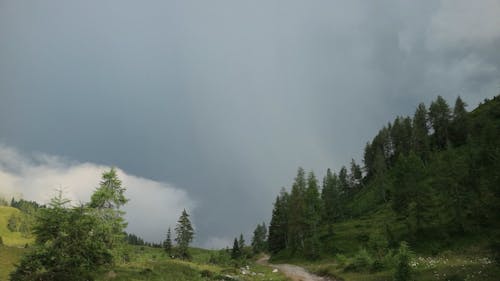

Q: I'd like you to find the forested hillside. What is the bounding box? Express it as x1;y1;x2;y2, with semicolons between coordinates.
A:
266;95;500;279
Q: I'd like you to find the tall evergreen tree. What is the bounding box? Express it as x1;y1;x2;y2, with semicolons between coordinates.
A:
392;153;434;234
251;223;267;254
174;209;194;259
164;227;173;256
304;171;322;259
450;96;470;146
349;159;363;190
89;168;128;253
288;167;307;254
268;189;289;254
429;95;451;150
338;165;351;216
321;169;340;224
363;142;375;178
412;103;430;161
231;238;241;259
338;166;349;197
391;116;413;159
430;149;473;233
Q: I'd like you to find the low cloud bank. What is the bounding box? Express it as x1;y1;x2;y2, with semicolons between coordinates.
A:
0;144;195;243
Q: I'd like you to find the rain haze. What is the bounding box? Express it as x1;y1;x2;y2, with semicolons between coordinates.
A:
1;0;499;248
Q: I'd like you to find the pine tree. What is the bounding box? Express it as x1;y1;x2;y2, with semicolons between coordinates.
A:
288;167;307;254
429;95;451;150
450;96;470;146
268;189;288;254
89;168;129;250
304;171;322;259
175;209;194;259
392;152;433;234
231;238;241;259
90;167;128;209
338;166;350;196
164;227;173;256
238;233;245;249
338;166;350;216
391;116;413;160
412;103;430;161
11;186;124;281
321;169;339;224
349;159;363;190
251;223;267;254
430;149;472;233
394;242;413;281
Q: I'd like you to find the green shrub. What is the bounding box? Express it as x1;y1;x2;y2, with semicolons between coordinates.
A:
335;253;348;267
393;241;413;281
344;248;373;272
370;259;384;272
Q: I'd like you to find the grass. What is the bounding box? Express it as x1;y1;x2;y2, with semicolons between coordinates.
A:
0;206;34;247
0;245;28;281
306;252;500;281
0;204;289;281
92;246;290;281
268;204;500;281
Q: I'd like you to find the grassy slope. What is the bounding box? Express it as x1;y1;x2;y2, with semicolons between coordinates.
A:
94;246;290;281
0;206;33;247
0;245;27;281
0;206;33;280
1;244;290;281
284;206;499;281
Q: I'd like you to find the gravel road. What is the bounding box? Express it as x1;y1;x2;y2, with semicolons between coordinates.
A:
257;256;332;281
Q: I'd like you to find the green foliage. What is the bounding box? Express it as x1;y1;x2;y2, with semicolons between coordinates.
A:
231;238;241;260
393;242;413;281
266;95;500;277
268;189;288;254
429;95;452;150
251;223;267;254
209;248;232;266
89;167;128;254
344;248;373;272
11;196;112;280
175;209;194;260
321;168;340;224
164;227;173;255
10;168;130;281
412;103;430;161
287;167;307;254
304;171;322;259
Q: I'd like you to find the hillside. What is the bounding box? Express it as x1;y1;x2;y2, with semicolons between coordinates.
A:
267;95;500;280
0;206;33;247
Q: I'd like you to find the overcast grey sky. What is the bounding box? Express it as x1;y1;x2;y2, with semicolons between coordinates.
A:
1;0;499;247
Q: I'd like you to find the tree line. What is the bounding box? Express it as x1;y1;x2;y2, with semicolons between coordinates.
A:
267;95;500;260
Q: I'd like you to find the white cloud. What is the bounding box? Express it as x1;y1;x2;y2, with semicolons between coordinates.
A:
426;0;500;50
0;144;195;243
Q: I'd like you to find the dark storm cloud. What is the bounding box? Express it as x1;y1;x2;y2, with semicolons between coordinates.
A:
1;0;499;247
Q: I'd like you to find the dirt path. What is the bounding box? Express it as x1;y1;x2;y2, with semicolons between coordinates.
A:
257;256;332;281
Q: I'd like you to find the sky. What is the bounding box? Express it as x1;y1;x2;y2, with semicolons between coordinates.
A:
0;0;499;248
